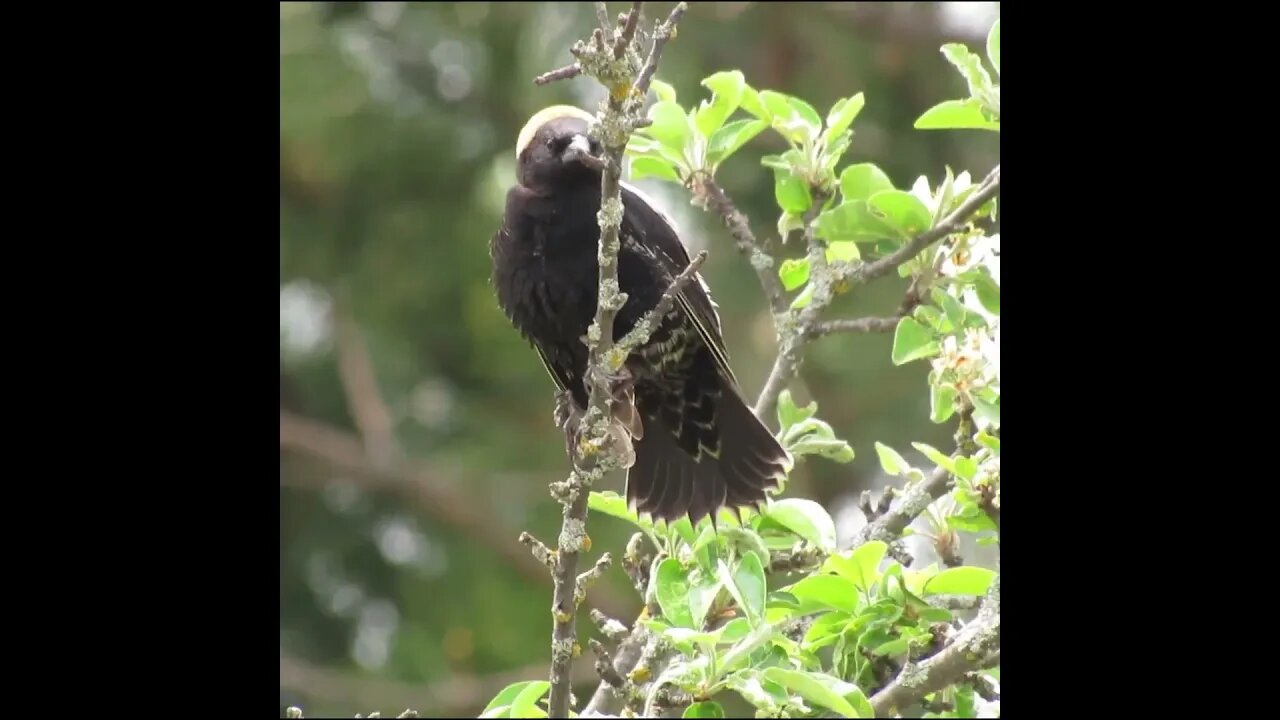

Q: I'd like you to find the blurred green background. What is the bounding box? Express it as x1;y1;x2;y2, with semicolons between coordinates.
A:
280;2;999;716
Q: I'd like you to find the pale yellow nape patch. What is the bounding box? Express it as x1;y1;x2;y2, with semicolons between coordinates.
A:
515;105;597;158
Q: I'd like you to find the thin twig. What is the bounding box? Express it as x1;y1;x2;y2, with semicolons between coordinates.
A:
612;2;643;59
805;315;902;337
634;4;688;97
851;465;955;548
692;175;789;315
616;250;708;354
590;639;626;688
534;64;582;86
751;192;829;420
519;531;557;571
869;573;1000;716
839;165;1000;287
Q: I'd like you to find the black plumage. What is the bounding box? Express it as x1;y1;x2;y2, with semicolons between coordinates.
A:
490;106;792;525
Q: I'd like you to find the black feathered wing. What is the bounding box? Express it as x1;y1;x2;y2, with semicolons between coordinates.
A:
617;183;792;525
618;184;737;386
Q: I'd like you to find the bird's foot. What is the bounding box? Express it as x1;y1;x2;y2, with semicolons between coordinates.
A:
553;389;586;459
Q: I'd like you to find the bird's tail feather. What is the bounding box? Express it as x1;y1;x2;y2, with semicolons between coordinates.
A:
627;389;791;525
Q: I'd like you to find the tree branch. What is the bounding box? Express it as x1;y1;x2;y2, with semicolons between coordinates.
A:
755;166;999;421
615;250;708;355
534;64;582;86
869;573;1000;716
530;4;689;717
332;301;403;470
279;411;634;620
751;192;828;420
851;465;954;549
805;315;901;337
691;175;789;315
839;165;1000;287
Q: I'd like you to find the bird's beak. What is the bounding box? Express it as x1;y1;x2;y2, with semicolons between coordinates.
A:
563;134;605;170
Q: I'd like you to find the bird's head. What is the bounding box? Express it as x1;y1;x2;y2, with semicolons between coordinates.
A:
515;105;605;189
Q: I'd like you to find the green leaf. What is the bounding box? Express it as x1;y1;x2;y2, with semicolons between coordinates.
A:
784;574;858;614
924;566;996;596
684;702;726;718
651;78;677;103
892;317;939;365
910;443;956;474
914;305;944;331
790;283;815;310
987;19;1000;76
773;169;812;214
706;119;767;168
933;288;963;326
776;389;817;431
509;680;550;718
759;90;795;121
915;99;1000;132
874;442;910;477
780;416;836;447
738;85;767;120
483;682;546;716
825;241;860;263
954;456;978;482
588;491;650;529
822;130;853;173
655;558;696;628
756;90;817;145
778;258;811;291
941;43;995;103
630;156;682;183
697;70;748;138
777;210;805;242
790;436;856;463
647;100;692;153
867;190;933;238
824;540;886;593
669;516;699;547
802;611;847;649
763;668;863;718
688;568;723;627
765;498;837;552
787;96;823;134
719;553;767;626
720;526;773;572
930;384;957;424
976;432;1000;453
824;93;866;140
972;396;1000;427
628;134;691;169
948;511;997;534
872;637;910;657
840;163;895;202
726;671;786;713
973;272;1000;315
815;201;896;244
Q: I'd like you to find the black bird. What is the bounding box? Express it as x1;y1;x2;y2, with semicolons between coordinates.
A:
490;105;791;525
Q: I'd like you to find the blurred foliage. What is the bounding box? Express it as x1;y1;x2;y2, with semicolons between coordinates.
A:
280;2;998;717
